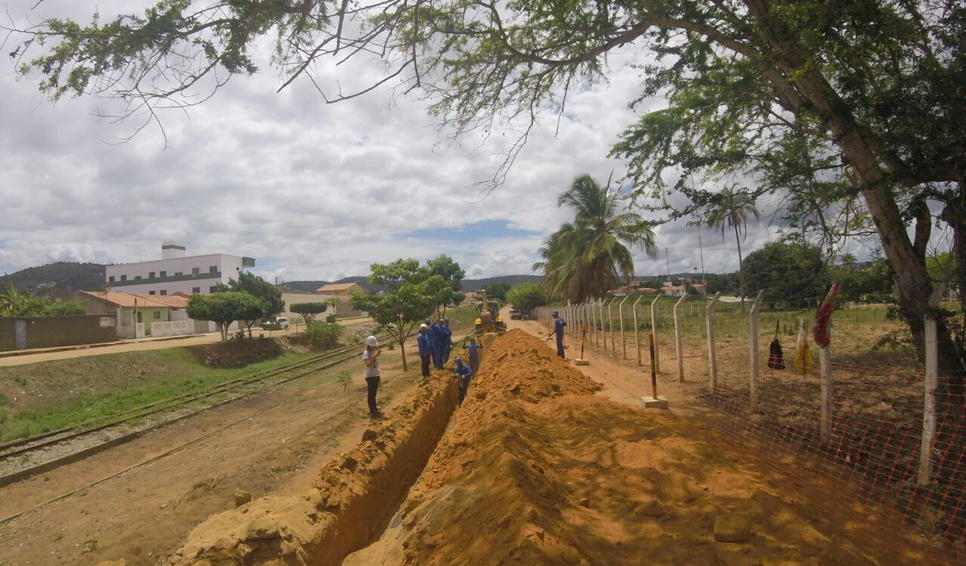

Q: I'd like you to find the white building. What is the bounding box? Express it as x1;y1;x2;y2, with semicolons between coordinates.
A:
105;242;255;296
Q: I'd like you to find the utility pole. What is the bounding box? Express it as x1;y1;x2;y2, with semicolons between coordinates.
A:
665;248;671;281
698;231;707;288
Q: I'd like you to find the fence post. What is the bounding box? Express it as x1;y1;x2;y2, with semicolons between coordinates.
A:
604;299;617;354
574;303;587;348
816;284;839;443
919;284;945;485
706;292;721;394
633;296;644;366
588;301;600;346
674;293;687;382
650;293;662;373
568;304;576;339
749;290;765;410
597;299;607;352
619;296;629;359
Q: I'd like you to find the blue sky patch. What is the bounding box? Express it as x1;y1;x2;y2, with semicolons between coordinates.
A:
404;220;541;242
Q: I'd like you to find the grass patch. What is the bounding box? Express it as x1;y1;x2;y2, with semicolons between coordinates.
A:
0;344;315;442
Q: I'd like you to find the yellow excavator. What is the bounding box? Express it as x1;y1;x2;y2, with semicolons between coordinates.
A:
474;290;507;335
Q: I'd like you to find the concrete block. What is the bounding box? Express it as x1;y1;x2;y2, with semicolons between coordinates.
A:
641;395;668;409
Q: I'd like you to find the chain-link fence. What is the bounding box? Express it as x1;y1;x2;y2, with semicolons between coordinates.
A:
536;296;964;560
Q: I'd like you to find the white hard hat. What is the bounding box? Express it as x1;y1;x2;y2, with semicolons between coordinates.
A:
366;336;379;347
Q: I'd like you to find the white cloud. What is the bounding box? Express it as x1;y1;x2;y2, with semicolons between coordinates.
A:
0;1;869;285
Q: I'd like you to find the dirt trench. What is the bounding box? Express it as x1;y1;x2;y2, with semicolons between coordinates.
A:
162;329;947;566
165;362;459;565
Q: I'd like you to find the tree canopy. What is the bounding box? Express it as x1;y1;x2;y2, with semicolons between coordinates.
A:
425;254;466;316
506;282;546;317
187;291;264;341
742;241;831;309
220;271;284;336
11;1;966;373
0;279;85;317
290;302;328;324
535;174;658;303
351;258;456;371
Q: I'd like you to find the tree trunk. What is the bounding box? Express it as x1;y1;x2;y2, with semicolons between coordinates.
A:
760;30;934;345
399;338;409;371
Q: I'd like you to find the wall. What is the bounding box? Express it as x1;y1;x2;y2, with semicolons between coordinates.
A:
0;315;118;352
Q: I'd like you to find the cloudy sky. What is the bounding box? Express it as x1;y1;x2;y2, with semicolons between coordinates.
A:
1;1;874;285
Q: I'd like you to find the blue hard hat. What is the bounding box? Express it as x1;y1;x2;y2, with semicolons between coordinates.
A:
455;357;463;364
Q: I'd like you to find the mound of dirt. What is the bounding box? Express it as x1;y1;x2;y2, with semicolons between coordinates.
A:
166;329;935;566
190;338;284;368
347;330;917;565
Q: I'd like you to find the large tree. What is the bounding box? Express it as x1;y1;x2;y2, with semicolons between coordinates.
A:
289;302;328;325
743;241;831;309
506;282;546;317
11;2;965;373
350;258;449;371
187;291;264;341
703;187;761;311
535;174;658;302
425;254;465;317
220;271;285;336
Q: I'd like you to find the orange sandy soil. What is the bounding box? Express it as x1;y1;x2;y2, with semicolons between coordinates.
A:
0;322;950;565
341;330;944;566
170;329;946;565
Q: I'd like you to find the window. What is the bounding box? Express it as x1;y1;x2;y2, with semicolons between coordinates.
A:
174;272;183;276
120;275;127;282
134;276;142;280
153;311;161;320
192;287;201;293
160;290;167;296
149;272;155;279
160;271;167;277
209;265;217;273
149;291;156;295
109;276;115;283
192;267;200;276
209;286;218;293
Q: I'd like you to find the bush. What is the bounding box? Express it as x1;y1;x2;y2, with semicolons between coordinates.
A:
204;338;283;368
305;321;344;350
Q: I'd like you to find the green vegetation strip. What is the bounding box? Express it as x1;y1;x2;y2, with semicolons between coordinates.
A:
0;348;317;443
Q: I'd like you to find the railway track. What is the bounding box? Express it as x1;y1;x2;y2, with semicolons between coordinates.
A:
0;340;374;488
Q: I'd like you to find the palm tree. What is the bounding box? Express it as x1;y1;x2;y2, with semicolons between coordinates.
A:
534;175;658;303
704;186;761;311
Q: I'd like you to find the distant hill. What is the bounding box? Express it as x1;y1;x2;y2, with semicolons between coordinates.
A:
4;263;543;299
3;262;106;298
284;274;544;294
461;275;543;291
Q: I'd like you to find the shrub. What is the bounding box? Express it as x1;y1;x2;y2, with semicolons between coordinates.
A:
305;322;344;350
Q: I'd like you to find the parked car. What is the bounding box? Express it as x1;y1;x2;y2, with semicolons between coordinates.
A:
262;316;290;330
509;307;522;320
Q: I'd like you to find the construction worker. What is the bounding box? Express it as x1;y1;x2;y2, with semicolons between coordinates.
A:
362;336;384;419
453;357;474;405
549;310;567;359
441;317;453;363
430;319;445;369
417;323;432;379
464;335;483;374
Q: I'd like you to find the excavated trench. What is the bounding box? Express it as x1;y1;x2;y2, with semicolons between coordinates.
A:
166;333;497;566
164;329;935;566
